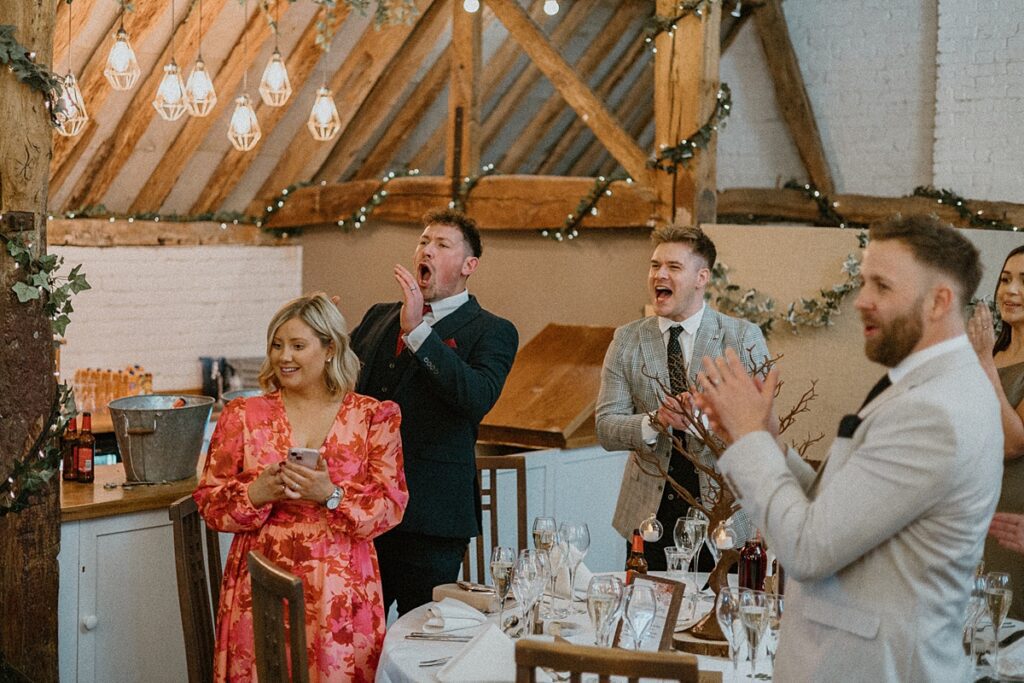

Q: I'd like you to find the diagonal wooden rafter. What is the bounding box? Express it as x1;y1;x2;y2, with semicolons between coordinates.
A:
721;3;755;52
407;0;546;176
570;61;654;176
478;0;593;170
251;0;436;206
597;73;655;177
127;2;308;213
486;0;652;186
50;1;168;196
189;5;352;215
353;48;450;181
753;0;834;195
311;0;450;185
498;1;638;174
67;0;236;210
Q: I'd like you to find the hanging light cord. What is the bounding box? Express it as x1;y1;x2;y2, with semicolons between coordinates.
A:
170;0;176;61
198;0;204;61
67;1;72;72
242;0;249;91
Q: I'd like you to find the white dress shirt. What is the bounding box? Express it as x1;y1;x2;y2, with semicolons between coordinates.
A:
402;289;470;353
641;304;706;443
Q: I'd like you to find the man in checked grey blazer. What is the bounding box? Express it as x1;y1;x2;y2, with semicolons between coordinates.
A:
596;225;768;570
696;215;1002;682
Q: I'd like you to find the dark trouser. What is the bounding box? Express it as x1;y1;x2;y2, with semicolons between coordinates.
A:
375;530;468;616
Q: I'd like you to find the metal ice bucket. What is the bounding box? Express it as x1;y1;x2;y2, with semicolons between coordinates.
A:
108;394;215;482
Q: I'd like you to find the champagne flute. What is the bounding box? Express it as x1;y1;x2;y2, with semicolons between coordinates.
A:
986;578;1013;675
532;516;557;551
764;593;783;675
542;531;567;619
716;586;745;676
511;549;546;637
739;589;769;678
490;546;515;632
559;521;591;612
623;583;658;650
678;517;708;599
586;575;623;647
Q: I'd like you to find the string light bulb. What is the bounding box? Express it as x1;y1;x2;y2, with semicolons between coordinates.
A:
307;86;341;142
462;0;480;12
104;26;141;90
228;95;261;151
543;0;559;16
56;4;88;136
732;1;742;18
153;60;188;120
259;49;292;106
185;0;217;117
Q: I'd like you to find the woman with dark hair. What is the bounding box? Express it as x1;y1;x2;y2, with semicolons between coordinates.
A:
195;293;408;682
969;244;1024;618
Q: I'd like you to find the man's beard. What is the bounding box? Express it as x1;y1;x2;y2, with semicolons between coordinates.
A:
864;303;924;368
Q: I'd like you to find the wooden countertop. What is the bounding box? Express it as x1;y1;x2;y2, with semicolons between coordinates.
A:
60;462;200;523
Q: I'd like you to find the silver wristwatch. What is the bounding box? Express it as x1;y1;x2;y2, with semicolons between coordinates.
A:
325;486;343;510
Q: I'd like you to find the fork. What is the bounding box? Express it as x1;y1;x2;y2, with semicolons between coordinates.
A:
418;656;452;668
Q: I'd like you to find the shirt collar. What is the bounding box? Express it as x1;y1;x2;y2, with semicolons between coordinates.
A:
657;303;705;338
426;289;469;320
888;334;970;385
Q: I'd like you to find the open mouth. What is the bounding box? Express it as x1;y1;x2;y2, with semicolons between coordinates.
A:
417;262;432;287
654;286;673;302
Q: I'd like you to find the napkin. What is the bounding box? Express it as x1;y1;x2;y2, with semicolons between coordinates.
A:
432;582;498;613
436;624;515;682
423;598;488;632
996;635;1024;680
555;562;594;598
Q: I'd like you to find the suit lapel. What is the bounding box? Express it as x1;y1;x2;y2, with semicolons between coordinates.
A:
639;317;669;400
392;296;482;394
689;308;722;384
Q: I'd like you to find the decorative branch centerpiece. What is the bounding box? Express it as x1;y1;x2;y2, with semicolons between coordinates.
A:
638;351;820;646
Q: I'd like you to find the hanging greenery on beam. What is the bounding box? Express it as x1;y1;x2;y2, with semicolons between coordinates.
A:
332;167;421;231
542;171;633;242
649;84;733;173
913;185;1021;232
449;163;498;213
642;0;717;49
0;24;66;125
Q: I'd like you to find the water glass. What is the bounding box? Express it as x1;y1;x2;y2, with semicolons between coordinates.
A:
490;546;515;631
716;586;745;676
664;546;693;618
586;575;623;647
623;583;658;650
739;589;770;678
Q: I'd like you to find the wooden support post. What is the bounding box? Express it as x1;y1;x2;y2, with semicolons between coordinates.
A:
0;3;59;680
447;0;481;180
654;0;721;226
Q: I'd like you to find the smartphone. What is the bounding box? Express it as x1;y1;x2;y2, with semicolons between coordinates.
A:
287;447;320;469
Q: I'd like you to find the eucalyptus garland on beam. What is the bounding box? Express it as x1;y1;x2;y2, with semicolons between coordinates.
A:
332;168;421;231
649;84;732;173
913;185;1021;232
449;163;498;213
0;24;65;125
782;179;867;229
542;171;633;242
642;0;717;50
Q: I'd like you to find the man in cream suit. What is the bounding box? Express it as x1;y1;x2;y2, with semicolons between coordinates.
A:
696;215;1002;682
596;225;769;570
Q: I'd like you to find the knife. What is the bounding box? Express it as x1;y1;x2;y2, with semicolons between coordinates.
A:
1001;628;1024;648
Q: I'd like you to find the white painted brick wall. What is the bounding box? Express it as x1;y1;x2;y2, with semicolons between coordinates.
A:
54;245;302;392
934;0;1024;202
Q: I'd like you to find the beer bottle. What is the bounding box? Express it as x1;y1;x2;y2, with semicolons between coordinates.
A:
76;412;96;484
625;528;648;582
61;417;78;481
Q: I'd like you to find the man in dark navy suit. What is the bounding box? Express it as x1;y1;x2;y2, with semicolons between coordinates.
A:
350;209;518;615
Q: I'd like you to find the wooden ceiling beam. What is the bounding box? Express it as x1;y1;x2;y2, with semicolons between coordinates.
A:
479;0;593;170
66;0;235;210
251;0;435;205
354;48;451;181
487;0;652;187
189;6;352;215
128;1;300;213
47;218;287;247
312;0;450;184
569;61;653;176
50;0;169;196
753;0;835;195
499;2;637;174
536;38;647;175
721;4;755;53
446;0;481;179
262;174;657;229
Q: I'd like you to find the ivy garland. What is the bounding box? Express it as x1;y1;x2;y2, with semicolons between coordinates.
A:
449;163;498;213
649;84;733;173
331;168;420;231
542;171;633;242
913;185;1021;232
642;1;717;49
0;24;65;126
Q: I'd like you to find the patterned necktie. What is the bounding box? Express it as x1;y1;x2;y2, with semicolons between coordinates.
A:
667;325;686;394
395;303;433;356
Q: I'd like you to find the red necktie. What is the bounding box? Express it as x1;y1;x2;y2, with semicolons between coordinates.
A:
395;304;432;356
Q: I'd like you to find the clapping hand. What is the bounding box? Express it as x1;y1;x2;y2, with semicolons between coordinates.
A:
393;264;425;334
692;348;779;448
990;512;1024;556
967;304;997;364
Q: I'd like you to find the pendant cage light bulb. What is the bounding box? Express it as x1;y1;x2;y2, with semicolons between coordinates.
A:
228;94;261;151
462;0;480;12
104;27;141;90
307;86;341;142
258;48;292;107
543;0;559;16
153;60;188;121
55;73;89;137
185;58;217;116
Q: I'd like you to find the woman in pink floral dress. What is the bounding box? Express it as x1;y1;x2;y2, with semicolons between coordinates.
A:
195;293;408;682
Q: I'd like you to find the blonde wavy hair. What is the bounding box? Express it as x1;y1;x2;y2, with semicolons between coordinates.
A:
257;293;361;397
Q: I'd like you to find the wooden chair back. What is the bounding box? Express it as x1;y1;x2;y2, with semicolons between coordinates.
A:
465;453;529;584
247;550;309;683
514;638;700;683
169;494;223;683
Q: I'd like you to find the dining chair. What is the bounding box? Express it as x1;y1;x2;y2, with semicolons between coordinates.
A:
169;494;223;683
247;550;310;683
514;638;700;683
464;453;529;584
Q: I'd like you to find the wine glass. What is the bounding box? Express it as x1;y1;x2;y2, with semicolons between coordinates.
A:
964;567;987;664
542;530;567;619
639;512;664;543
986;572;1013;674
532;516;557;551
511;549;547;637
559;521;591;612
739;589;769;678
490;546;515;632
764;593;784;675
716;586;745;676
623;583;658;650
676;516;708;599
586;575;623;647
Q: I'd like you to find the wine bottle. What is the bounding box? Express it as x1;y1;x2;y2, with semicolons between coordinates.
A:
625;528;648;582
76;412;96;484
61;417;78;482
738;533;767;591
